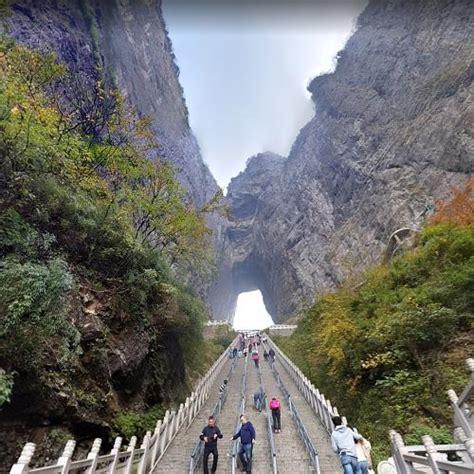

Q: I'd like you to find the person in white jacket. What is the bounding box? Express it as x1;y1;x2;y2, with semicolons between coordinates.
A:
354;435;373;474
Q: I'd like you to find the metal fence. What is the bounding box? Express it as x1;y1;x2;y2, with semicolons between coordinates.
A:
267;337;346;434
256;356;278;473
188;357;237;472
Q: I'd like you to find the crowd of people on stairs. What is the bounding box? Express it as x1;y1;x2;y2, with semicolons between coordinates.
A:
199;332;371;474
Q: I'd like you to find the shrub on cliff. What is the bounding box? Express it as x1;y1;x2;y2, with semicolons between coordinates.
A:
276;180;474;461
0;38;218;422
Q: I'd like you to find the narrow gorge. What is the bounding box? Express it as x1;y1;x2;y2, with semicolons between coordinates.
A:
209;0;474;322
5;0;472;324
0;0;473;469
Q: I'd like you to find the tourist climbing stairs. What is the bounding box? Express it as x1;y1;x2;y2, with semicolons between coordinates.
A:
156;356;237;472
189;354;248;473
264;340;340;472
241;352;274;473
259;342;316;473
9;333;474;473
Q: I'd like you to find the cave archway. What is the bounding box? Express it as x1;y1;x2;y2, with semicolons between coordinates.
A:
208;250;276;325
233;290;274;330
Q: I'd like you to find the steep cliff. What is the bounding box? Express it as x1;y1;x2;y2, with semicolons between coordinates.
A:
0;1;222;468
209;0;474;322
3;0;220;207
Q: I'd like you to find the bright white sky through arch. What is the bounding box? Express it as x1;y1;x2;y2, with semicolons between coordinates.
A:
233;291;274;330
163;0;367;189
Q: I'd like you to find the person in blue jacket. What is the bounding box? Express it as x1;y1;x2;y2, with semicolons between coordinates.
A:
231;414;256;473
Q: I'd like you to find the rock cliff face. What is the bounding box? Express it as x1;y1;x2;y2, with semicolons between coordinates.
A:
4;0;219;207
209;0;474;322
0;1;220;467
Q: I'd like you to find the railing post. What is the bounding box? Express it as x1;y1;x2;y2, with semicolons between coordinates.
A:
453;426;474;464
108;437;122;473
151;419;162;466
137;431;151;474
188;393;196;424
123;436;137;474
160;410;170;454
57;440;76;474
10;443;36;474
319;393;328;430
326;399;334;418
422;435;443;474
167;412;176;445
390;430;411;474
85;438;101;474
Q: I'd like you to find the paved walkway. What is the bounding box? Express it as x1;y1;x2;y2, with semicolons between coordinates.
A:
260;358;313;473
154;347;340;473
154;358;234;473
244;359;272;474
272;357;340;473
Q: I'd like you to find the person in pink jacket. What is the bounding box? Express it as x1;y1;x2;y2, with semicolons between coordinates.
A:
269;397;281;433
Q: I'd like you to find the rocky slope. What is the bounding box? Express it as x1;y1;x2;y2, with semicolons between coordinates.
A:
209;0;474;322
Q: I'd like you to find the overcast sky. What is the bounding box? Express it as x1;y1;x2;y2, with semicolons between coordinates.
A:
163;0;366;189
163;0;367;327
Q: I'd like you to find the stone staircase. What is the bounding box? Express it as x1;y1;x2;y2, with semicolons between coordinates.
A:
207;357;247;472
241;359;272;474
271;357;340;473
9;336;474;474
153;358;237;473
260;359;313;473
8;338;364;474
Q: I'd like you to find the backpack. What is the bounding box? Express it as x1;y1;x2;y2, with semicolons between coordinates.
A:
270;399;280;410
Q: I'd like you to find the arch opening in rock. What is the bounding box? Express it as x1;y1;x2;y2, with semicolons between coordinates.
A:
233;290;274;331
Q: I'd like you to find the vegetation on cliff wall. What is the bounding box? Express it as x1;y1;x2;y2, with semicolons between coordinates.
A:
276;180;474;461
0;38;221;463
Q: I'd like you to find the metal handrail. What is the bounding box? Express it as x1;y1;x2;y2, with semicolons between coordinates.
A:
231;354;248;474
256;357;278;473
288;396;321;474
189;357;236;473
10;338;240;474
266;337;340;434
263;341;320;474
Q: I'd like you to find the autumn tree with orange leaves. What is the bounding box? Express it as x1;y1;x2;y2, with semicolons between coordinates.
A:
431;178;474;226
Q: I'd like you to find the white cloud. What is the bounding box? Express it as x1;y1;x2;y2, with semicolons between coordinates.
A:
163;1;366;188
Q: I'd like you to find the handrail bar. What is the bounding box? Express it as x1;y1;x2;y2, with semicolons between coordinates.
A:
263;340;320;473
256;353;278;473
11;337;239;474
188;357;236;473
387;359;474;473
267;337;346;434
231;354;248;474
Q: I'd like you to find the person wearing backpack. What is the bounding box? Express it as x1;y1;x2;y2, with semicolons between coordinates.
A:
253;385;265;412
269;397;281;433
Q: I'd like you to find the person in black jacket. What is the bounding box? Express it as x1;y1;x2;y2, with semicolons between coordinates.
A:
200;415;223;474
